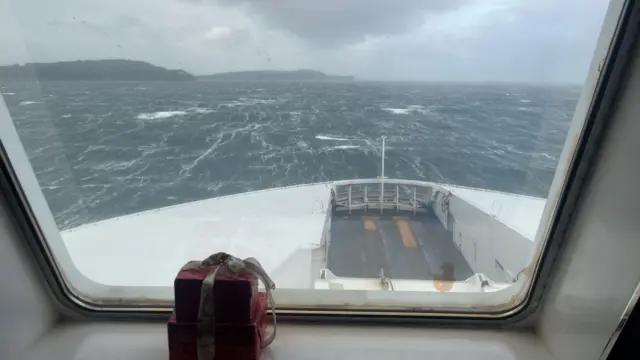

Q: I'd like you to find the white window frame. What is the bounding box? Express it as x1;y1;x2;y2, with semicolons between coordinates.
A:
0;0;632;323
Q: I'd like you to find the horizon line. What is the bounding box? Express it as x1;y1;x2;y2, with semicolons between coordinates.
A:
0;58;585;86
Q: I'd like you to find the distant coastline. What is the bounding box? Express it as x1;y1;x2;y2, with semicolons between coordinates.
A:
0;60;355;83
197;69;355;82
0;60;195;81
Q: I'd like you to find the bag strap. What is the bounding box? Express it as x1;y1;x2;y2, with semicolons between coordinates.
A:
195;252;277;360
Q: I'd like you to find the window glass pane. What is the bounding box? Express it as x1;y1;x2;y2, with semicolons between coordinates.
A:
0;0;613;312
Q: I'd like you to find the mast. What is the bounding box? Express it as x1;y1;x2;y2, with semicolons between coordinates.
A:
380;136;386;213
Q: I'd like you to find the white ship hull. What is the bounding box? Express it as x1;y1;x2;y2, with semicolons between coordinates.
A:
61;179;544;295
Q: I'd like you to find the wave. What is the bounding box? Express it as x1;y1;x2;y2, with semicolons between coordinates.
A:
382;108;410;115
2;92;15;96
382;105;426;115
136;111;187;120
532;152;556;161
191;107;215;114
62;114;72;118
315;134;352;141
12;81;574;230
222;98;279;107
93;160;137;171
519;99;532;103
332;145;360;150
19;101;41;106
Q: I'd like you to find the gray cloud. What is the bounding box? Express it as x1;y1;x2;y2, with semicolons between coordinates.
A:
194;0;470;46
0;0;612;83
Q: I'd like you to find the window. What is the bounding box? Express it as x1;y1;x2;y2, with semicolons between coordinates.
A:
0;0;618;317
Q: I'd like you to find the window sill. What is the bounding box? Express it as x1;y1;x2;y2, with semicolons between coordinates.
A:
20;321;551;360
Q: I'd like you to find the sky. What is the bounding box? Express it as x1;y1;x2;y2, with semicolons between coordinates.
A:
0;0;611;83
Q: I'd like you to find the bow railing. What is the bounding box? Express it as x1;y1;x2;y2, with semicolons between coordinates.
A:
329;137;446;214
331;179;438;214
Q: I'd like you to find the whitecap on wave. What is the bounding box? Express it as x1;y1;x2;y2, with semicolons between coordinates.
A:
382;108;410;115
332;145;360;150
191;107;215;114
136;107;215;120
222;98;278;107
382;105;426;115
93;160;137;171
135;111;188;120
315;134;351;141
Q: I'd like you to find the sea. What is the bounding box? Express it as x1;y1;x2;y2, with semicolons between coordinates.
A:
0;81;581;230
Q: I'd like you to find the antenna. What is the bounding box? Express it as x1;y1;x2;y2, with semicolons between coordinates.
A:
380;136;386;213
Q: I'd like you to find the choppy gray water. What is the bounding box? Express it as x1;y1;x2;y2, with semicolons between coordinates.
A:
1;81;580;230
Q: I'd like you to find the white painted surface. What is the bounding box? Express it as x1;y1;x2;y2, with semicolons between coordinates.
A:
490;219;534;282
444;187;539;283
0;191;58;360
446;186;545;241
432;190;449;229
315;272;510;292
58;181;534;309
59;179;543;291
0;92;59;360
62;184;331;289
20;322;551;360
447;196;496;277
0;152;57;360
538;1;640;358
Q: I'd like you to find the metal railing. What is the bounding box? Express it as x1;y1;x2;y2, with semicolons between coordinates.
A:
331;180;435;214
329;137;446;214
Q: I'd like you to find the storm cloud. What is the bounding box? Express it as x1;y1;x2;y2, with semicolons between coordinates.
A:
0;0;613;83
208;0;471;46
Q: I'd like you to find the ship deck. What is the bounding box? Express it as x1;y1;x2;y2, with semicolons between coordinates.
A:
327;209;474;281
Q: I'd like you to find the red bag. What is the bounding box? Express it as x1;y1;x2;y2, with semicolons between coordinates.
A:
168;253;276;360
168;293;268;360
174;261;259;324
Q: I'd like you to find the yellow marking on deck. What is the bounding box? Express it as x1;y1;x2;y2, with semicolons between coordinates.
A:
362;216;378;232
434;263;455;292
434;280;453;292
395;219;418;248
